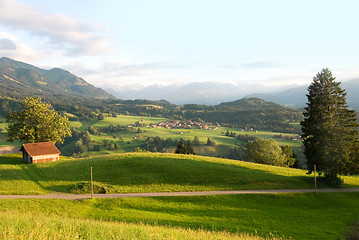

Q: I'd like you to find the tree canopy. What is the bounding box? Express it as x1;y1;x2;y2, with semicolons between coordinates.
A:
175;140;195;155
7;97;71;144
246;138;289;167
301;68;359;179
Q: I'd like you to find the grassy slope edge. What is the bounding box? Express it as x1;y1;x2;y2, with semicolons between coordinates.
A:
1;152;359;239
0;192;358;240
0;152;358;195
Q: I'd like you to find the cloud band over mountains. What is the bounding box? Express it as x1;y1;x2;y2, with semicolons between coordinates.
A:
0;0;112;56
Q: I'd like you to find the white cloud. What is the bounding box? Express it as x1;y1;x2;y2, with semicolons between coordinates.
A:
100;62;185;77
0;38;16;50
0;32;41;60
0;0;112;56
241;61;285;69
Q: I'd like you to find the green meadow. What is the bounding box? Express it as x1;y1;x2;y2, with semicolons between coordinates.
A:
66;115;304;160
0;210;274;240
0;192;358;239
1;152;359;239
1;152;359;195
0;153;359;194
0;114;304;160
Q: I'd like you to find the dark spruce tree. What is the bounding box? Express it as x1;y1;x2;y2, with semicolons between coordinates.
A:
175;140;195;155
301;68;359;183
175;140;186;154
185;140;195;155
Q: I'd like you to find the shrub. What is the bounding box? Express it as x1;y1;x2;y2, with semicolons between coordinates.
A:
70;182;113;194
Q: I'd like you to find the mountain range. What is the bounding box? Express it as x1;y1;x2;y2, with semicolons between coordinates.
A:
247;78;359;109
109;79;359;109
0;57;114;99
1;57;358;110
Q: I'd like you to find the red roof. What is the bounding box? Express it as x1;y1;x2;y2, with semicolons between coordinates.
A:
20;142;61;156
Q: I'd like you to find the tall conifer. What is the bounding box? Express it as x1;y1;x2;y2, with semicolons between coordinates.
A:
301;68;359;179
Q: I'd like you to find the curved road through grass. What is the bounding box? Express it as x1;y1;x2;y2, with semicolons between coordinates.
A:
1;188;358;200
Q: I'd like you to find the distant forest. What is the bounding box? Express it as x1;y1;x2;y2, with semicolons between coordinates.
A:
0;92;303;133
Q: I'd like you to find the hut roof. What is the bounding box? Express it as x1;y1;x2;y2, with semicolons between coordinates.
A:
20;142;61;157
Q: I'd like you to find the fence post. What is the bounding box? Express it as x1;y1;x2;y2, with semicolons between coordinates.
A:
90;166;94;199
314;165;317;193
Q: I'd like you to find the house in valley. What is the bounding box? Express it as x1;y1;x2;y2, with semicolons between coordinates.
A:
20;142;61;163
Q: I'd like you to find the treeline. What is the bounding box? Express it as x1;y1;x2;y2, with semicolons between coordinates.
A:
226;138;300;168
140;136;176;152
57;128;122;156
0;94;303;133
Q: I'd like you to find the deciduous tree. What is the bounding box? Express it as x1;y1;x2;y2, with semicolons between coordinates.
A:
246;138;288;166
7;97;71;144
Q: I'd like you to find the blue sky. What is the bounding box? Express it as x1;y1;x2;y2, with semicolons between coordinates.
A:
0;0;358;92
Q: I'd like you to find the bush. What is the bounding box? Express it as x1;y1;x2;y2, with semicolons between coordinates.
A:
93;145;101;151
70;182;113;194
97;113;105;120
206;138;216;146
323;175;344;187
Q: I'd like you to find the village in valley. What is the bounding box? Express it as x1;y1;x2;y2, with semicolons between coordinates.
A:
128;119;219;131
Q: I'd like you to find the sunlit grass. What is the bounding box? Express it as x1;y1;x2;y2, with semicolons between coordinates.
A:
0;152;358;195
90;115;168;130
0;210;278;240
68;115;304;158
0;192;358;239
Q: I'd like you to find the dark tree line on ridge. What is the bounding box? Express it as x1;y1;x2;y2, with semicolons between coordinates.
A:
0;95;303;134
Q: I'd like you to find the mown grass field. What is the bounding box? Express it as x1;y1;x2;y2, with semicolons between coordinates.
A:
66;115;305;162
0;192;358;239
0;152;358;195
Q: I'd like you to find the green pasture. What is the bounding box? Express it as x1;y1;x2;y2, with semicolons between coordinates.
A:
0;210;268;240
68;115;304;159
0;117;20;146
0;192;358;239
0;122;8;131
0;133;19;147
0;114;304;159
78;115;168;131
0;152;358;195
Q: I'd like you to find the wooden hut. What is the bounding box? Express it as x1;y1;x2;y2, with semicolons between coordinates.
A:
20;142;61;164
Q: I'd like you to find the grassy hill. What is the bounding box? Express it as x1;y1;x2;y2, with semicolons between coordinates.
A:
1;152;359;239
1;152;358;195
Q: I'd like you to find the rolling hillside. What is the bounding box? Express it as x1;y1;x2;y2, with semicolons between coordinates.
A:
0;57;114;99
1;152;359;239
1;152;358;195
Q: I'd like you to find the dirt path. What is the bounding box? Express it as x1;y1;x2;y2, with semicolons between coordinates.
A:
0;188;358;200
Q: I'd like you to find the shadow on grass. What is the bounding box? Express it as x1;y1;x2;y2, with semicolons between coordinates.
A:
0;153;358;193
86;192;359;239
0;154;311;192
0;154;25;165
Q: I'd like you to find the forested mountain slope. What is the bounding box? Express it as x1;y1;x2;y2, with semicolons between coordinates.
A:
0;57;114;100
